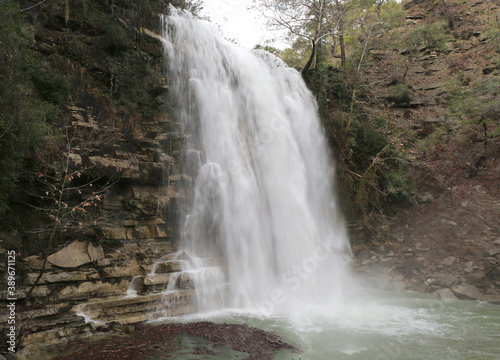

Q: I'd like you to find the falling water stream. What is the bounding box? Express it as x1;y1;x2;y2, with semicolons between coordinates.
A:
157;8;500;359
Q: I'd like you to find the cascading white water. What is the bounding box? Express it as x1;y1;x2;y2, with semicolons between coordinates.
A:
161;8;352;316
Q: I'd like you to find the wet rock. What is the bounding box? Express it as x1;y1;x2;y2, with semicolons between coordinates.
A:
434;288;459;300
47;241;105;268
56;279;129;301
155;261;183;273
111;323;136;334
482;295;500;305
451;284;484;301
141;28;163;42
376;276;391;289
392;280;406;291
143;273;170;286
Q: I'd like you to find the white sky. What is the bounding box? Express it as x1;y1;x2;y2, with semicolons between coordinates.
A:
201;0;283;49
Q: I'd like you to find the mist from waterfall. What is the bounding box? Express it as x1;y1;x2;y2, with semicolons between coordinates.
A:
161;8;353;316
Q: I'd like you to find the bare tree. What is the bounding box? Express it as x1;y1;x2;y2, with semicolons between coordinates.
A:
254;0;339;73
24;115;119;300
254;0;363;71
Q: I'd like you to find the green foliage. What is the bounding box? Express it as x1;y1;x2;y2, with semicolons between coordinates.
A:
305;60;414;219
484;14;500;53
447;78;500;147
0;0;56;216
380;0;406;27
29;65;69;106
407;22;448;53
279;37;312;69
169;0;204;15
344;37;364;70
101;23;129;55
390;83;411;104
416;125;447;152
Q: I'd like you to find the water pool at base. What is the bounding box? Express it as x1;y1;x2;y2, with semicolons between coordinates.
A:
154;289;500;360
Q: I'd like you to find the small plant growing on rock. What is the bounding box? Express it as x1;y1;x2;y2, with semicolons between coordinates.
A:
436;0;460;29
390;83;412;106
407;22;448;53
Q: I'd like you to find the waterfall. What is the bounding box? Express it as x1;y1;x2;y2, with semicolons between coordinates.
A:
161;9;352;316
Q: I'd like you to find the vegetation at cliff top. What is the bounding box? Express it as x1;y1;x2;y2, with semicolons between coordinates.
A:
0;0;57;215
0;0;177;253
1;0;498;233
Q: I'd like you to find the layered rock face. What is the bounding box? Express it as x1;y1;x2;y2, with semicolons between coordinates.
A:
0;1;199;357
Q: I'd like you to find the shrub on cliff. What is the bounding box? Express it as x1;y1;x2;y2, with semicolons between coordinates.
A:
0;0;54;216
407;22;447;53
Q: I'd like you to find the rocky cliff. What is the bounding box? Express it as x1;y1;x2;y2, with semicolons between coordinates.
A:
349;0;500;302
1;0;499;357
0;1;197;356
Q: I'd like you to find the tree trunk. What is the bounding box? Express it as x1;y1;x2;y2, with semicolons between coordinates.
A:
302;40;316;75
339;32;346;68
338;13;346;68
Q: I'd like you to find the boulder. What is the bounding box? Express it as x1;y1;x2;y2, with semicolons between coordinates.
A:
464;273;486;284
487;248;500;257
47;241;105;268
451;284;484;301
155;261;183;273
441;256;456;267
463;261;475;273
434;288;459;300
24;255;52;270
88;243;105;261
415;243;430;252
482;295;500;305
417;192;433;203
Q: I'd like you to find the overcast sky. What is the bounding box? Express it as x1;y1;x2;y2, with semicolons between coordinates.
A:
201;0;284;49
